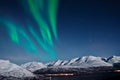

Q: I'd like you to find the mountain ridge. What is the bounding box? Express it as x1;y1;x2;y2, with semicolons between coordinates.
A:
0;59;34;78
0;55;120;78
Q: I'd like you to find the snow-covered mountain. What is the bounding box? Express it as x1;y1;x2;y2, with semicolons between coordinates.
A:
0;59;34;78
107;56;120;64
0;55;120;78
68;56;112;67
21;62;47;72
67;57;79;65
46;56;112;68
45;60;68;67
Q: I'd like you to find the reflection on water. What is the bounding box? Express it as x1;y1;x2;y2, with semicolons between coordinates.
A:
52;76;103;80
50;73;120;80
52;76;80;80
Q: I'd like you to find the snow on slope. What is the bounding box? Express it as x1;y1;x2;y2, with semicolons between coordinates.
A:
107;56;120;64
21;62;47;72
45;60;68;67
45;61;55;67
0;59;34;78
0;55;119;76
46;56;112;68
69;56;112;67
67;57;79;65
52;60;63;66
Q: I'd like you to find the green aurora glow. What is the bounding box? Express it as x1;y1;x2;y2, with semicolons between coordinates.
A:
0;0;59;61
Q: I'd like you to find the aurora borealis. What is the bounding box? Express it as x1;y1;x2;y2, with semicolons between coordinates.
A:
0;0;59;61
0;0;120;64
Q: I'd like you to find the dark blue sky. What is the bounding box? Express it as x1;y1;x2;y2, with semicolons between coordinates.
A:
57;0;120;59
0;0;120;64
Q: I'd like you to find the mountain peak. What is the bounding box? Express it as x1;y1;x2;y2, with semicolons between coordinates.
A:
0;59;34;78
45;56;113;68
107;56;120;64
21;61;47;72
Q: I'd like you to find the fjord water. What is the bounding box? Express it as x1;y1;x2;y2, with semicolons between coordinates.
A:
51;72;120;80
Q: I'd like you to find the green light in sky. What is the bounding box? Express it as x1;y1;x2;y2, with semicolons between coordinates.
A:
2;20;19;44
48;0;59;40
26;0;59;59
28;0;53;45
0;0;59;61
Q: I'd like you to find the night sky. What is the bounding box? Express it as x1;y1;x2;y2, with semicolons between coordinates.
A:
0;0;120;64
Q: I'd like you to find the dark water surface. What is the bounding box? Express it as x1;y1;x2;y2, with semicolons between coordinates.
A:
51;73;120;80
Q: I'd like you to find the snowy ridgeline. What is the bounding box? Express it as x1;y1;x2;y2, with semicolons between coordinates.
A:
46;56;120;67
0;59;34;78
0;56;120;78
